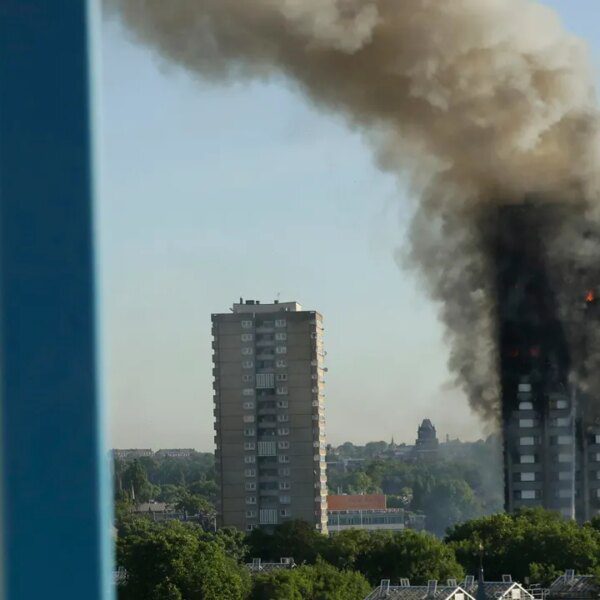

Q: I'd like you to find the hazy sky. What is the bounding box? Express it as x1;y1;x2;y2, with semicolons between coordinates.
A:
101;1;600;451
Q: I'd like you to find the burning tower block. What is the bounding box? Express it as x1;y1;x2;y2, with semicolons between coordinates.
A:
493;203;600;521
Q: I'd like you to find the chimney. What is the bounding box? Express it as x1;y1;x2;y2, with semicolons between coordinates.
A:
428;580;438;597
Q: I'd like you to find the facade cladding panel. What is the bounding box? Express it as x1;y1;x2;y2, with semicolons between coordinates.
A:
494;204;600;522
213;300;328;532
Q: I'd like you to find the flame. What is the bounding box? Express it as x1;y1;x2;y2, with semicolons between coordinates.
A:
586;290;595;303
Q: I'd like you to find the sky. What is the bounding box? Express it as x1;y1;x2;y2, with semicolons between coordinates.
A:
101;1;600;451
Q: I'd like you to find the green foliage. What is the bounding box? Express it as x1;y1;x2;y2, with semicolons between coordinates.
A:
446;508;600;585
247;520;328;564
117;520;251;600
251;560;371;600
326;529;464;585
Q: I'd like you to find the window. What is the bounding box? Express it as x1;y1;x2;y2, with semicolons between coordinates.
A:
279;481;291;490
555;399;569;410
554;418;571;427
519;419;535;428
520;454;535;464
243;401;255;410
275;346;287;354
244;455;256;464
246;524;255;531
276;359;287;368
277;428;290;436
278;455;290;463
246;510;256;518
242;374;253;383
245;482;257;491
242;360;254;369
557;435;573;445
242;320;253;329
520;437;535;446
277;414;289;422
241;347;253;355
280;509;290;517
275;332;287;341
276;400;288;408
242;388;255;396
557;489;572;499
275;319;286;327
246;496;257;505
518;383;532;392
595;435;600;444
558;453;572;463
244;428;255;436
244;442;256;450
279;495;291;504
279;467;290;476
558;471;571;481
244;469;256;477
278;441;290;449
521;490;537;500
519;401;533;410
276;373;288;382
276;386;288;395
243;415;255;423
241;333;253;342
521;472;535;482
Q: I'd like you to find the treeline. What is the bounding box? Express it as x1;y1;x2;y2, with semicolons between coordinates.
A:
327;437;503;535
117;509;600;599
113;452;217;517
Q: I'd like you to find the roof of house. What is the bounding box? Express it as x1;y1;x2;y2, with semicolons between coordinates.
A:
548;573;599;596
328;494;386;511
365;584;474;600
462;580;532;600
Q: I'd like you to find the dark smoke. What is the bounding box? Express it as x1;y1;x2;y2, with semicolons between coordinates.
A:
106;0;600;425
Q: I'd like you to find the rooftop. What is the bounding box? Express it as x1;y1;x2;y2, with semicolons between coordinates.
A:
328;494;387;512
232;298;302;314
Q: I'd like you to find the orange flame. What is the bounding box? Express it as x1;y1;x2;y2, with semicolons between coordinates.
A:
586;290;595;303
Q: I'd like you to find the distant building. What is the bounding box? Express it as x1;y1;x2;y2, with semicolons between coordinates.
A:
245;557;296;574
546;570;600;600
155;449;194;458
212;299;328;533
112;449;153;461
414;419;439;460
327;494;425;534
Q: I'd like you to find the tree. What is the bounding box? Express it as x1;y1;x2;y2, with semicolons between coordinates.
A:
251;560;371;600
326;529;463;585
446;508;600;585
121;460;155;503
247;520;328;565
176;492;214;516
117;520;250;599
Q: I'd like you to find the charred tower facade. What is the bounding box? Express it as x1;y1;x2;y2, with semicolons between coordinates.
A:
495;204;600;521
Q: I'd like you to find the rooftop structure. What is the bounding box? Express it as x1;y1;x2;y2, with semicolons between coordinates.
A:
547;571;600;600
365;580;474;600
245;557;296;574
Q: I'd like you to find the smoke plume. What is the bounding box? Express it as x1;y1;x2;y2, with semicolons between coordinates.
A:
107;0;600;424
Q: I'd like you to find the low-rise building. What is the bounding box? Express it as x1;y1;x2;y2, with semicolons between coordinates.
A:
327;494;425;533
546;570;600;600
112;449;153;460
365;579;475;600
155;448;194;458
246;558;295;574
461;574;533;600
